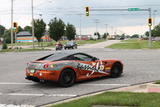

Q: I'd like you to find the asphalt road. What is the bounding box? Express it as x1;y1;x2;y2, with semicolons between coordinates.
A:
0;41;160;106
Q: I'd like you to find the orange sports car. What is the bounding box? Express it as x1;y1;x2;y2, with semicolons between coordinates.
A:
25;52;123;87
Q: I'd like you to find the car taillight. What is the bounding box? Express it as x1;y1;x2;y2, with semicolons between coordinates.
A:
44;64;49;69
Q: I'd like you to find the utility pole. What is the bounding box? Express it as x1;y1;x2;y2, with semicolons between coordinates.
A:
95;19;99;34
31;0;35;48
11;0;13;48
153;10;157;27
105;24;108;34
79;14;82;36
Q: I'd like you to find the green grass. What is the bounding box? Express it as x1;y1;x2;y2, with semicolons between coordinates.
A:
0;39;106;53
50;92;160;107
155;80;160;84
0;48;50;52
107;39;160;49
8;39;106;48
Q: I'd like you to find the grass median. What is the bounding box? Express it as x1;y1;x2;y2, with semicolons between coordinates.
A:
7;39;106;47
0;48;50;52
107;39;160;49
50;92;160;107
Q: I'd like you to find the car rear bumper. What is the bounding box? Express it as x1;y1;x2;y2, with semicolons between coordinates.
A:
25;69;60;82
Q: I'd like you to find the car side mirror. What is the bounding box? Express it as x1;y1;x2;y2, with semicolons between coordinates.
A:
92;57;99;61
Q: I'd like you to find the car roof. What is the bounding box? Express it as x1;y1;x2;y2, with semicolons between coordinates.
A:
37;51;93;61
54;51;90;58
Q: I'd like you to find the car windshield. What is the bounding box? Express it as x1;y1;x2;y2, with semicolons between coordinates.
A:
67;41;74;45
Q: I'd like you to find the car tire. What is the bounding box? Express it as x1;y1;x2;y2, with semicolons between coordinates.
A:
59;69;76;87
110;63;122;78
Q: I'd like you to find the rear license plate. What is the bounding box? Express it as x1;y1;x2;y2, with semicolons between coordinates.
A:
30;73;34;76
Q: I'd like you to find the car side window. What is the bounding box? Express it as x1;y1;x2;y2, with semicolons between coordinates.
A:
73;54;93;61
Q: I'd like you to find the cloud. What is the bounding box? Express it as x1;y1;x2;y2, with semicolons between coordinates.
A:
0;0;160;35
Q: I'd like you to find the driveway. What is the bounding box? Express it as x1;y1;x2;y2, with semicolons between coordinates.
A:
79;40;121;48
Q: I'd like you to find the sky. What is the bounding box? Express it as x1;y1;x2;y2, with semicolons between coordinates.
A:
0;0;160;35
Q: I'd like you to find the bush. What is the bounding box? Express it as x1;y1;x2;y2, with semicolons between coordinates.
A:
2;43;8;49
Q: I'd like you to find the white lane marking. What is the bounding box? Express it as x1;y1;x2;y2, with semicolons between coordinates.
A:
3;93;77;97
81;84;130;86
0;104;34;107
48;94;77;97
0;82;34;85
8;93;44;96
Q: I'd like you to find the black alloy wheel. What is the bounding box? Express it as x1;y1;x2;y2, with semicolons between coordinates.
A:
110;63;123;78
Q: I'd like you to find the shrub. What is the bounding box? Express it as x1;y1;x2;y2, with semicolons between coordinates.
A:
2;43;8;49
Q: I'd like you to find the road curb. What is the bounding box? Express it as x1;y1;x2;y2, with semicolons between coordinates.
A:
39;81;160;107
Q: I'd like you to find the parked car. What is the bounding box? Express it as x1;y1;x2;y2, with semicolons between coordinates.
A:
64;41;77;49
25;52;123;87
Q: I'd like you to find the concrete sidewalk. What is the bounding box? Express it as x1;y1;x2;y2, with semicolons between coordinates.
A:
110;82;160;93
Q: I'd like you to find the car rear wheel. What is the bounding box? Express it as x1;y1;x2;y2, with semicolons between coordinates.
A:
110;63;123;78
59;69;75;87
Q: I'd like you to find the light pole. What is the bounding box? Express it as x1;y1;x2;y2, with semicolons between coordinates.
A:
95;19;99;34
11;0;13;47
31;0;35;48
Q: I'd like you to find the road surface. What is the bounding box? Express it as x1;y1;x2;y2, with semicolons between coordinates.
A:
0;41;160;107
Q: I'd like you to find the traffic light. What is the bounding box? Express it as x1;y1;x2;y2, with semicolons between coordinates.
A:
13;22;18;27
148;18;152;26
13;22;18;32
85;7;89;16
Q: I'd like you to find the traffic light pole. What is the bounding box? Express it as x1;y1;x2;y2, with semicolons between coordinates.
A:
89;8;152;48
31;0;35;49
148;8;152;48
11;0;13;48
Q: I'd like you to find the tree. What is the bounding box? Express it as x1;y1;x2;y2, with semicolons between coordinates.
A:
0;25;6;37
145;31;149;37
145;23;160;37
24;26;32;33
131;34;139;38
97;32;101;39
18;26;23;33
34;19;46;42
48;18;65;41
3;30;11;43
94;32;101;39
152;24;160;37
65;23;76;40
103;33;109;39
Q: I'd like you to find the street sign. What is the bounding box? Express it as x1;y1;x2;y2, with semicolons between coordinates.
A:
128;8;140;11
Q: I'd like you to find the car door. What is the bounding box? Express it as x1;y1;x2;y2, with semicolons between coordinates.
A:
73;54;104;79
